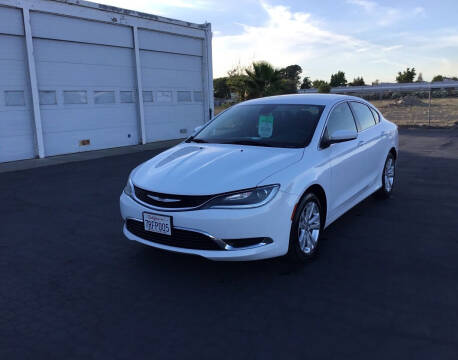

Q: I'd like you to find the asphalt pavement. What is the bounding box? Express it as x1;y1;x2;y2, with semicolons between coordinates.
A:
1;128;457;359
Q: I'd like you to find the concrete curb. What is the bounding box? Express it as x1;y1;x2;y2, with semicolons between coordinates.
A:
0;138;184;174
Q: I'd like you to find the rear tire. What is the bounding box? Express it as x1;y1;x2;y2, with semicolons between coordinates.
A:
377;152;396;199
287;193;323;263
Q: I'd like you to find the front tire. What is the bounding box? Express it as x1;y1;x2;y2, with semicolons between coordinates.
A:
377;152;396;199
287;193;323;263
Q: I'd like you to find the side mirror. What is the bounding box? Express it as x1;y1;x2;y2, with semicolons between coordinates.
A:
321;129;357;148
329;129;357;143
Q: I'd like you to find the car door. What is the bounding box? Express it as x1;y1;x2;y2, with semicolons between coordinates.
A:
322;102;367;218
349;101;382;189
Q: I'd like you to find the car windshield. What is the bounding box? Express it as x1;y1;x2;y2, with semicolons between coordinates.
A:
192;104;325;148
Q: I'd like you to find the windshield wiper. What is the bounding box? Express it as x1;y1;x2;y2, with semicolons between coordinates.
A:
222;140;275;147
188;138;208;143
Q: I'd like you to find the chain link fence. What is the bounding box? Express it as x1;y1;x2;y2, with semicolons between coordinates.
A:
322;82;458;127
343;88;458;127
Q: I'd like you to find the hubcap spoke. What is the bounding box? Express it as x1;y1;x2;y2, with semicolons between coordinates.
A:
297;201;321;255
384;158;395;192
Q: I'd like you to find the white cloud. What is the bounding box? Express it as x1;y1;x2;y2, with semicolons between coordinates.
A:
347;0;425;26
213;2;370;76
346;0;376;12
212;1;457;82
413;7;426;16
382;45;403;52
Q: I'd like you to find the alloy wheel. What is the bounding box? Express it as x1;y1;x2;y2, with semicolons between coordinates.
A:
384;157;395;192
298;201;321;254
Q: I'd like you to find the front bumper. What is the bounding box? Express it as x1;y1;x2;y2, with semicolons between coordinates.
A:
119;190;296;261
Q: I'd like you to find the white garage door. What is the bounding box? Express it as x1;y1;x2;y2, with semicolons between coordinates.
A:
139;29;205;142
31;12;140;157
0;7;36;162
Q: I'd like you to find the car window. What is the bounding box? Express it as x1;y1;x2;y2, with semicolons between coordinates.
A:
326;102;357;137
350;102;376;131
370;107;380;123
194;104;325;148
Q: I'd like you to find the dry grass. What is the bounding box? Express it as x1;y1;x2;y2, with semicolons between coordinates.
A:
214;105;226;115
371;98;458;127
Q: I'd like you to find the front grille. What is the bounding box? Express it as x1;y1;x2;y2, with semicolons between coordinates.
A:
125;219;221;250
134;186;213;209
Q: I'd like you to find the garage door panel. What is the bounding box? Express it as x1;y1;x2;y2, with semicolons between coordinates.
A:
0;36;31;86
144;105;203;141
0;3;209;163
34;38;140;156
140;48;204;143
141;68;201;89
0;135;36;163
44;126;138;157
34;39;137;87
34;39;135;67
41;106;139;133
31;12;133;48
0;33;36;162
140;50;201;72
140;50;202;89
0;6;23;36
36;63;137;88
139;29;202;56
0;109;35;135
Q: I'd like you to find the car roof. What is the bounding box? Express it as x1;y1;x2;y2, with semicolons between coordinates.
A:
239;94;364;106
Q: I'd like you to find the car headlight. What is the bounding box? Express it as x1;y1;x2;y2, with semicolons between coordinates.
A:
123;177;134;198
204;185;279;209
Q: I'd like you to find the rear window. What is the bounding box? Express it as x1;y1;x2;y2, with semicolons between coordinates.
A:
370;107;380;123
350;102;376;131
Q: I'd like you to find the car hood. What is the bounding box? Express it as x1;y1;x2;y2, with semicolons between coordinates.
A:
132;143;303;195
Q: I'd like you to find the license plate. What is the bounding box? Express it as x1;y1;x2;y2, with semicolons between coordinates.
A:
143;213;172;236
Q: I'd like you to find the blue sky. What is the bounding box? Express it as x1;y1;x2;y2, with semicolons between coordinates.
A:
97;0;458;83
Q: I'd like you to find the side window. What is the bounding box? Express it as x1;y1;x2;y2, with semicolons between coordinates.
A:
350;102;376;131
370;107;380;123
326;102;357;137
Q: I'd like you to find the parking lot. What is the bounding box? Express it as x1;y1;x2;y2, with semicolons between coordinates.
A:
1;128;457;359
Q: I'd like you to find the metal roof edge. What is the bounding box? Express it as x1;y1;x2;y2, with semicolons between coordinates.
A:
50;0;209;29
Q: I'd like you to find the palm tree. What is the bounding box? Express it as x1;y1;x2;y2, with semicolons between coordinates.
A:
245;61;282;99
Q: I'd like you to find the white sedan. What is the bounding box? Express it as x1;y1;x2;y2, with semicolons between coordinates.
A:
120;94;398;262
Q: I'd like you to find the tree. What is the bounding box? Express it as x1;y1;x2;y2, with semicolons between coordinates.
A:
312;80;330;93
330;71;347;87
213;77;231;99
245;61;282;99
279;64;302;88
349;76;365;86
416;73;424;82
226;65;250;101
396;67;416;83
312;79;326;88
318;82;331;93
372;79;380;86
432;75;444;82
300;76;312;89
278;79;298;94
